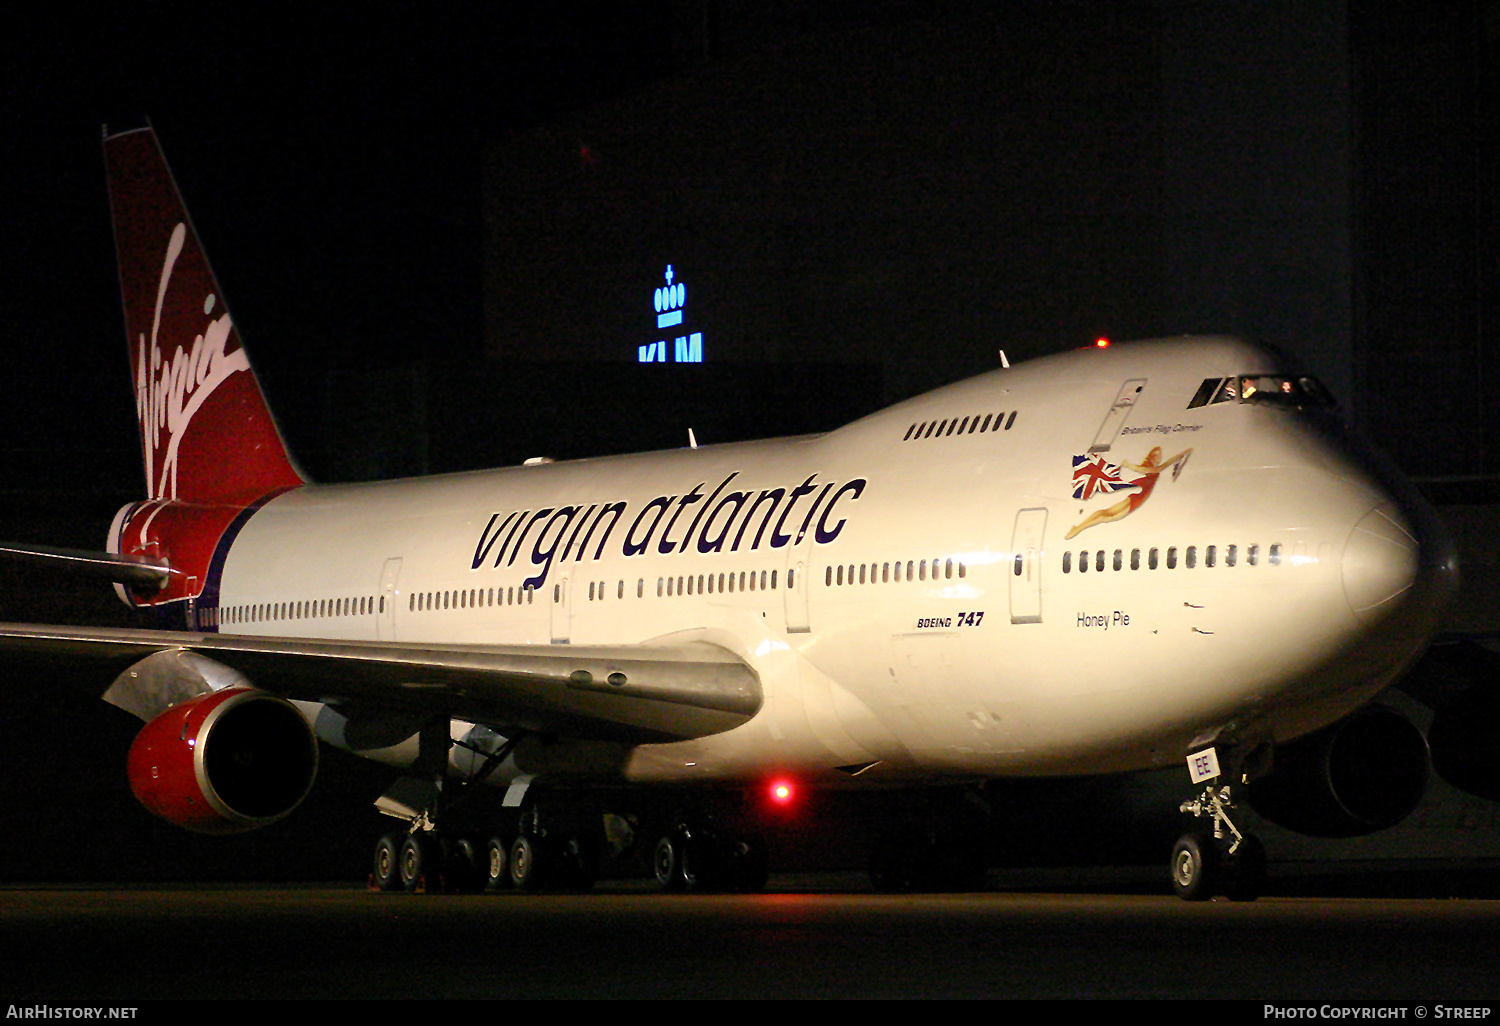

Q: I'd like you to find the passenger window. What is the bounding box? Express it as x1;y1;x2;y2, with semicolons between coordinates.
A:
1167;547;1178;569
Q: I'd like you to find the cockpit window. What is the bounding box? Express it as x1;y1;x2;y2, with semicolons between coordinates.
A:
1238;375;1335;408
1187;375;1335;410
1187;378;1219;409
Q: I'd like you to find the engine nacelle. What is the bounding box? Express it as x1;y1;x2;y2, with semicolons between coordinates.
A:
1248;707;1429;838
1428;686;1500;802
128;686;319;834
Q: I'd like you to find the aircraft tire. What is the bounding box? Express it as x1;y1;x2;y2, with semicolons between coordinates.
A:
724;835;770;893
400;833;440;893
448;837;485;893
484;836;511;891
653;834;686;891
1171;832;1218;901
553;836;598;892
509;834;548;891
372;833;405;892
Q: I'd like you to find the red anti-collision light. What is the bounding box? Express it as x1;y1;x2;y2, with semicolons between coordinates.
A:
769;779;795;805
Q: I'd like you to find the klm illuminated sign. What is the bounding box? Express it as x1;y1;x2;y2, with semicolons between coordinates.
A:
639;264;704;363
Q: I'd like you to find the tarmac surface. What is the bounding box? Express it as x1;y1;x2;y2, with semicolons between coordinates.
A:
3;874;1498;1001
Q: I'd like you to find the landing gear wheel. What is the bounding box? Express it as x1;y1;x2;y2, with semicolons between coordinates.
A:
1171;832;1218;901
400;833;441;893
1225;834;1266;902
372;833;405;892
509;834;548;891
484;836;511;892
448;837;485;893
552;836;598;892
723;835;769;893
653;834;685;891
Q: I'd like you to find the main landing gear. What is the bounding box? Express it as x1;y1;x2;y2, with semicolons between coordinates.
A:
1171;745;1267;902
371;817;487;894
650;813;770;893
365;725;771;894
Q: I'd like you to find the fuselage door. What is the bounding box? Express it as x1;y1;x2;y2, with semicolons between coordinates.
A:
550;570;572;644
785;559;811;633
1009;507;1046;625
377;557;402;641
1089;379;1147;453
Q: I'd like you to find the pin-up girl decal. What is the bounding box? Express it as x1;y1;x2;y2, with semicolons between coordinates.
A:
1064;446;1192;540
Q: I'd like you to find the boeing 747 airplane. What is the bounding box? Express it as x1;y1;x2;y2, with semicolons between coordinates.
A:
0;127;1461;900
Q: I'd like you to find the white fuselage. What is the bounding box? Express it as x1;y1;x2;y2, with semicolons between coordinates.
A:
206;338;1449;788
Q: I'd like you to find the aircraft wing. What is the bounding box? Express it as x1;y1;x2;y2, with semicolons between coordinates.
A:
0;543;174;590
0;624;762;744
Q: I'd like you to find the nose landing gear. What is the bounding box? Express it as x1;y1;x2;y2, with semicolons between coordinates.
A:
1172;745;1267;902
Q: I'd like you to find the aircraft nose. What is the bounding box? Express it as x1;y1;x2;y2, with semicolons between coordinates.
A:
1342;502;1455;624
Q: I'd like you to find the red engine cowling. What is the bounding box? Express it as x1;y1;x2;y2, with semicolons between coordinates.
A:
128;687;319;834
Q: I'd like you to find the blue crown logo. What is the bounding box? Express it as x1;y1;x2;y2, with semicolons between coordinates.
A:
654;265;685;327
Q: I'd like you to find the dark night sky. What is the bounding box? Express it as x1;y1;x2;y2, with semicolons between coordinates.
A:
4;7;640;481
4;2;1491;497
2;3;980;498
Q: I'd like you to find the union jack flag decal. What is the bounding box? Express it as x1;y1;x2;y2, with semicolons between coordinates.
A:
1072;453;1128;501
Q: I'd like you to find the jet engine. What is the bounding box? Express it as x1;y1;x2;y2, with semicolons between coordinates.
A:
1248;706;1429;838
128;686;319;834
1394;639;1500;803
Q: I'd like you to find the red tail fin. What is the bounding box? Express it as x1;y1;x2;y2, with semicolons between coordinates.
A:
105;127;304;504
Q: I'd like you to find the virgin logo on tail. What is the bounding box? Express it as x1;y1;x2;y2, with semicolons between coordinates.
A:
135;222;250;501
